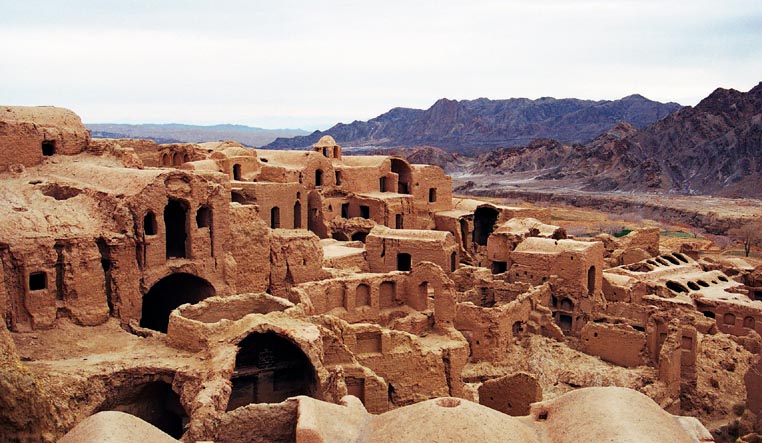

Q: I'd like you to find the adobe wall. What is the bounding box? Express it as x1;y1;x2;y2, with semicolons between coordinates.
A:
111;139;161;167
0;106;90;172
338;162;392;194
365;229;458;274
478;372;542;416
237;182;306;229
410;164;452;213
299;273;410;322
269;230;324;298
579;322;647;367
226;206;271;294
344;324;453;406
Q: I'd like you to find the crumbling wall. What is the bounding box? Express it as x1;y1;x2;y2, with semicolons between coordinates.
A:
477;372;542;416
0;322;56;443
226;205;271;293
0;106;90;172
269;230;324;299
580;322;647;367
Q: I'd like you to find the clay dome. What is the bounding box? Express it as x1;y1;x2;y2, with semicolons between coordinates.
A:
368;397;540;443
313;135;338;148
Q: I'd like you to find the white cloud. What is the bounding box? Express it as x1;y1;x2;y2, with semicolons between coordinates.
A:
0;0;759;129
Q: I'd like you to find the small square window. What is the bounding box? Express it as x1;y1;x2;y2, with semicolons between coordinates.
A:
29;272;47;290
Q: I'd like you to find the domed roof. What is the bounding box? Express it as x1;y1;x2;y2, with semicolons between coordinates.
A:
313;135;338;148
368;397;540;443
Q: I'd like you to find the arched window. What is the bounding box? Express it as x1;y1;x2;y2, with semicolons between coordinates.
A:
271;206;281;229
429;188;437;203
144;211;157;235
293;201;302;229
723;313;736;326
196;206;211;228
356;284;370;307
164;199;188;259
41;140;56;156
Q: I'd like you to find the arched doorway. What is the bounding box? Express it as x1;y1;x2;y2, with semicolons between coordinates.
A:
233;164;242;181
293;201;302;229
140;273;215;332
271;206;280;229
307;191;327;238
459;218;470;249
97;380;187;439
164;199;188;259
227;332;317;410
473;206;499;246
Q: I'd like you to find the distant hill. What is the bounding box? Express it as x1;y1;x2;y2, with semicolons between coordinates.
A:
266;95;681;155
469;82;762;198
87;123;309;147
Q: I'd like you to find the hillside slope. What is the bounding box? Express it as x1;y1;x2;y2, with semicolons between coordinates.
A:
470;83;762;198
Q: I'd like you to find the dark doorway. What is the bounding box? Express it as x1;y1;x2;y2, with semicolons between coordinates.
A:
473;206;499;246
293;201;302;229
335;171;342;185
227;332;317;410
390;158;412;194
41;140;56;156
164;199;188;259
140;273;215;332
98;380;188;439
397;253;412;271
315;169;323;187
429;188;437;203
351;232;367;242
360;205;370;219
587;266;595;295
341;203;349;218
271;207;281;229
144;211;157;235
395;214;403;229
196;206;211;228
233;164;242;181
332;232;349;241
450;252;457;272
558;314;572;332
492;261;507;274
379;177;387;192
460;218;470;249
307;191;327;238
379;281;396;308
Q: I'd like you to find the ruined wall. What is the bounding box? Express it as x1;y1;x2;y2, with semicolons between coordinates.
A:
410;164;452;213
109;139;160;167
365;228;458;274
579;322;647;367
477;372;542;416
226;206;271;294
0;106;90;172
269;230;324;298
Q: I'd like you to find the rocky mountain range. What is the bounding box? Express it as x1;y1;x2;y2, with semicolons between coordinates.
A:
266;95;680;155
470;82;762;198
87;123;308;147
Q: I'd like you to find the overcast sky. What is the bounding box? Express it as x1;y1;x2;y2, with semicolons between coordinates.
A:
1;0;760;130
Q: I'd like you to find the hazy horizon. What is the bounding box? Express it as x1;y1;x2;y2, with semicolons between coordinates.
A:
3;0;760;131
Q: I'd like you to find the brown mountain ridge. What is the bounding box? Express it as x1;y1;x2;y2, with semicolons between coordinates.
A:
468;82;762;198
